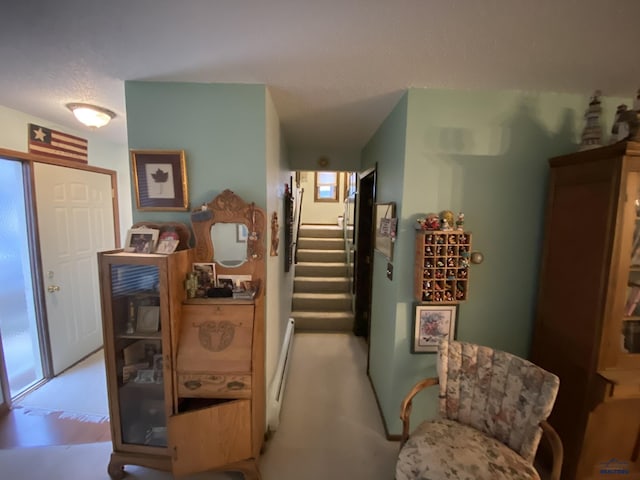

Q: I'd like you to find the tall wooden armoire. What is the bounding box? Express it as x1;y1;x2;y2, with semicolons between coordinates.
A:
531;141;640;479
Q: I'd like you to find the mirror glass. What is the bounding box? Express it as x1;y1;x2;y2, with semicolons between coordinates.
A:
211;222;248;267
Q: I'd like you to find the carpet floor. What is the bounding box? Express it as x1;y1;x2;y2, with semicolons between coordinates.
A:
0;333;400;479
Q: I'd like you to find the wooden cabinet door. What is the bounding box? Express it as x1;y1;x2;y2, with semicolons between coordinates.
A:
168;399;252;476
178;304;254;372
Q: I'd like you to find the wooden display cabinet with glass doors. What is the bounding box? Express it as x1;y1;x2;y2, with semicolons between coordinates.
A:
531;141;640;480
98;248;191;477
98;247;262;479
99;192;266;479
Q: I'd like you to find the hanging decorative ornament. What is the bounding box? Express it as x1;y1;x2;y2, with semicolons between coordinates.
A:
249;203;258;242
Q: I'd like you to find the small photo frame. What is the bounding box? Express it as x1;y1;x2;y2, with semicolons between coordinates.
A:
217;276;234;289
412;304;457;353
237;224;248;242
134;369;156;384
217;274;252;289
131;149;189;211
125;227;159;253
193;262;216;289
136;305;160;333
155;230;180;254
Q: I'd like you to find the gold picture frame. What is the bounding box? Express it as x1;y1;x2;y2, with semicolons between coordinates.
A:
131;149;189;211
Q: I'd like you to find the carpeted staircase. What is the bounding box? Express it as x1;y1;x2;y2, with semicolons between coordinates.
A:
291;225;354;332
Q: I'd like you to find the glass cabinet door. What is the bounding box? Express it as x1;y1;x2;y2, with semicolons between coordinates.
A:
624;177;640;358
109;262;166;447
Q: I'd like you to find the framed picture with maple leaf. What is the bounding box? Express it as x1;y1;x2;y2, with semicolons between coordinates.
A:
131;150;189;211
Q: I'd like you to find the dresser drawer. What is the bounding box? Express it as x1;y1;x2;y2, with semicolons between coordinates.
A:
177;372;252;398
178;304;254;373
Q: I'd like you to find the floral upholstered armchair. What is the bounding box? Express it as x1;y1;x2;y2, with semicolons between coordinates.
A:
396;339;563;480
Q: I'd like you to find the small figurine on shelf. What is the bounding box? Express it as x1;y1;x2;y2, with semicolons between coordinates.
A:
440;218;452;231
611;104;630;143
579;90;603;150
126;301;136;334
632;88;640;142
456;212;465;230
440;210;454;229
185;272;198;299
416;213;440;230
610;97;640;143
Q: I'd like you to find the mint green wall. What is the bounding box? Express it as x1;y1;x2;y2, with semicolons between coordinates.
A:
361;93;408;421
363;88;628;435
125;82;296;430
125;82;267;225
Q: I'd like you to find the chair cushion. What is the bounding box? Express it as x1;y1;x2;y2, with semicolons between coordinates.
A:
396;418;540;480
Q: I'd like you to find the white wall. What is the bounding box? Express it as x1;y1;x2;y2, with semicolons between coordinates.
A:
264;89;294;425
289;148;361;171
299;170;348;224
0;105;132;243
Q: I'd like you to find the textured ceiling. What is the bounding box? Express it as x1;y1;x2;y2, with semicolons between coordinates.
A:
2;0;640;149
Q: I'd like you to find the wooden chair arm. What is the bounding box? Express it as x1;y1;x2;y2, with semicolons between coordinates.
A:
399;377;439;446
540;419;563;480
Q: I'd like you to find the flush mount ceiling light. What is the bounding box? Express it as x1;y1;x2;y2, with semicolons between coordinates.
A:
66;103;116;128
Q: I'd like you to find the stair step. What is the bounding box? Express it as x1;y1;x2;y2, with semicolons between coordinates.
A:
292;292;352;311
295;262;348;277
297;237;344;249
299;225;342;238
296;249;345;263
294;276;350;293
291;311;354;332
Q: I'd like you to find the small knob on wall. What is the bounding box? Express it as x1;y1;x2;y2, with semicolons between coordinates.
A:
470;251;484;264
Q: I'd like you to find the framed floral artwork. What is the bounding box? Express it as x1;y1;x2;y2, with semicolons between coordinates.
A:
131;150;189;211
412;304;457;353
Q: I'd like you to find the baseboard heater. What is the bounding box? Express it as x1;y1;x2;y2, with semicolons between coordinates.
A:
267;317;295;432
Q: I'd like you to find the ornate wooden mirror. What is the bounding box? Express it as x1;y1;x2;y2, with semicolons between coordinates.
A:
190;189;266;290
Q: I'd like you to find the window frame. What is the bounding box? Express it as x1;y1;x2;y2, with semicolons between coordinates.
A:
314;171;340;203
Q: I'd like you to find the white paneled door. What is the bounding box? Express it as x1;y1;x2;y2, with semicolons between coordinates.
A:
34;163;116;374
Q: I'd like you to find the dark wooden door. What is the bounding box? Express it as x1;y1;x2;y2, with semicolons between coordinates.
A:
353;168;376;341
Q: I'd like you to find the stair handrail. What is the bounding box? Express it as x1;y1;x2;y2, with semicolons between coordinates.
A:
293;187;304;264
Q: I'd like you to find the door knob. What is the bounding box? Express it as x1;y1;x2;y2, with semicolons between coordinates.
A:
47;285;60;293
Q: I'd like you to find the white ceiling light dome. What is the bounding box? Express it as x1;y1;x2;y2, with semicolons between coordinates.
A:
66;102;116;128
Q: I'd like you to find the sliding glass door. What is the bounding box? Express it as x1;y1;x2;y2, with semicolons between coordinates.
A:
0;159;43;398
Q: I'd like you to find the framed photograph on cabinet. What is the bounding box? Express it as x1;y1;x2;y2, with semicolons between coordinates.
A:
193;262;216;290
124;227;159;253
412;304;457;353
136;305;160;333
155;229;180;254
217;274;252;289
131;149;189;211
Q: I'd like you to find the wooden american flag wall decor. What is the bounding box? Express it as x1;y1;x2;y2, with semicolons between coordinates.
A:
28;123;88;163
